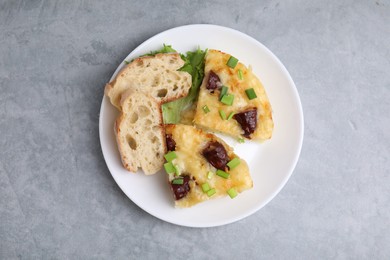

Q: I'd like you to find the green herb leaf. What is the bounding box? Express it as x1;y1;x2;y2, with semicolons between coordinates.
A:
219;86;228;100
220;94;234;106
174;164;180;176
227;56;238;69
227;158;240;170
164;162;176;174
172;178;184;185
245;88;257;100
142;44;178;56
207;188;216;197
227;188;238;198
162;47;207;123
164;151;177;162
201;183;211;192
219;110;227;120
238;69;243;80
227;112;235;120
216;169;229;179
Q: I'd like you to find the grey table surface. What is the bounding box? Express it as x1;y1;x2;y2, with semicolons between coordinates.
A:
1;0;389;259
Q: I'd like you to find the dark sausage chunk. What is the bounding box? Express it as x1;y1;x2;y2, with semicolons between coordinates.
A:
206;70;221;91
233;108;257;138
166;134;176;151
171;175;191;200
202;141;230;170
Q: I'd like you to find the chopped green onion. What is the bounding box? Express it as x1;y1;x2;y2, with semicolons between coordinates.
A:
207;171;214;179
164;162;176;174
227;158;240;170
124;60;130;64
207;188;216;197
201;183;211;192
238;138;245;143
219;86;228;100
238;69;243;80
202;105;210;113
245;88;257;100
227;112;235;120
226;56;239;69
172;178;184;185
216;169;230;179
220;94;234;106
219;110;226;120
174;165;180;176
227;188;238;198
164;151;177;162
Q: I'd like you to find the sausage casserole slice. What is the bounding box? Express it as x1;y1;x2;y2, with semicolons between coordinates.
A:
164;124;253;208
193;49;274;140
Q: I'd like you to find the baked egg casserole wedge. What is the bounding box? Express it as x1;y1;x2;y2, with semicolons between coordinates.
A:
193;49;274;140
164;124;253;208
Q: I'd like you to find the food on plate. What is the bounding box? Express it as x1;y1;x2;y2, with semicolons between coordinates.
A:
164;124;253;208
105;53;192;110
105;44;274;207
161;47;206;124
114;89;166;175
193;49;274;140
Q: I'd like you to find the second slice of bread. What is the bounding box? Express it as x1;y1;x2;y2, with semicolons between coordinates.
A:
105;53;192;110
115;89;166;175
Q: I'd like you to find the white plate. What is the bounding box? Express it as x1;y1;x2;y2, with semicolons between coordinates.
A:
99;24;304;227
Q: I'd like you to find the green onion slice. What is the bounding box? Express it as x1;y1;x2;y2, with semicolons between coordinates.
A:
164;162;176;174
238;138;245;143
227;112;235;120
238;69;243;80
219;110;226;120
172;178;184;185
245;88;257;100
227;188;238;198
201;183;211;193
219;86;228;100
216;169;230;179
220;94;234;106
226;56;239;69
202;105;210;113
207;188;216;197
164;151;177;162
174;164;180;176
207;171;214;179
227;158;240;170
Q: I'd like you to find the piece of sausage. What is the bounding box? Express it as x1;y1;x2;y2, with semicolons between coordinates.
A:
202;141;229;170
171;175;191;200
233;108;257;138
166;134;176;151
206;70;221;91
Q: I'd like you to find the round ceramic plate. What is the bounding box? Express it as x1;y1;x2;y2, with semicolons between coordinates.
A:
99;24;304;227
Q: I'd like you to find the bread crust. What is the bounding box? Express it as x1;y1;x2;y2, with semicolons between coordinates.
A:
105;53;192;110
105;53;192;174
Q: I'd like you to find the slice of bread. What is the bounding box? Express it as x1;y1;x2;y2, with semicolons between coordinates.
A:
115;89;166;175
105;53;192;110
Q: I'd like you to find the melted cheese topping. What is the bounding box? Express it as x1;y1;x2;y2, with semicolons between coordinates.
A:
165;124;253;208
193;49;274;140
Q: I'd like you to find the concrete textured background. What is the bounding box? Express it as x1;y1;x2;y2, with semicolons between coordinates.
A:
1;0;389;259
